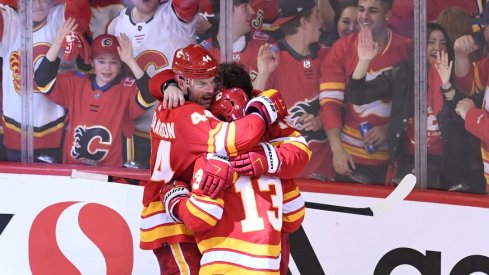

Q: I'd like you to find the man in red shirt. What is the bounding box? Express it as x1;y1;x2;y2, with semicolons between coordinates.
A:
319;0;411;184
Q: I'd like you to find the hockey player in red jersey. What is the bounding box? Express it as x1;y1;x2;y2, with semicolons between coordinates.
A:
143;44;289;274
34;18;155;167
162;82;309;274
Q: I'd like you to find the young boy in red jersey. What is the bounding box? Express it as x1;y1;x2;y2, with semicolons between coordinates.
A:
34;18;155;167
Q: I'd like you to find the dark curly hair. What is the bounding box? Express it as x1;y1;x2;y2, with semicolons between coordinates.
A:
215;62;254;98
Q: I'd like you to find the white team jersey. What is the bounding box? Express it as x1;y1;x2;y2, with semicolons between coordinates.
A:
107;1;198;132
0;4;66;147
90;4;125;38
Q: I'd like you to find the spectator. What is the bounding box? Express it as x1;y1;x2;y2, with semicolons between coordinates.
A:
254;0;334;180
89;0;125;39
388;0;483;38
346;24;474;191
141;44;287;274
0;0;90;163
107;0;199;168
454;29;489;193
34;19;155;167
472;4;489;59
437;7;480;62
199;0;270;83
319;0;411;184
323;0;359;46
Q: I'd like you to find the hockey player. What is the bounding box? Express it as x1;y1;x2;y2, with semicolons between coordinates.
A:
34;19;155;167
107;0;200;168
0;0;90;162
142;44;288;274
319;0;411;184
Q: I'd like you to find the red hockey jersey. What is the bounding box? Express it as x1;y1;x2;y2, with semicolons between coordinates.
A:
319;30;411;166
264;40;334;180
177;121;309;274
140;102;269;250
36;60;154;167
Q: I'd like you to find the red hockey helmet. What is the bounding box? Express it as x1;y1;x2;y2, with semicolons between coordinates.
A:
172;44;218;79
210;87;250;122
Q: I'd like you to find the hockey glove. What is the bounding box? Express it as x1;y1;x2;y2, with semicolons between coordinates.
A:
245;89;288;129
231;142;280;176
160;180;190;223
199;154;234;199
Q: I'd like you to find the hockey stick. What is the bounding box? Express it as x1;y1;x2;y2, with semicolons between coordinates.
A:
305;174;417;216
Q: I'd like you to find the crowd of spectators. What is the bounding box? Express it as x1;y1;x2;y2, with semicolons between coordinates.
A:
1;0;489;194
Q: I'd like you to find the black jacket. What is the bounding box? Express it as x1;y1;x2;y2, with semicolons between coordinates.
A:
345;62;470;185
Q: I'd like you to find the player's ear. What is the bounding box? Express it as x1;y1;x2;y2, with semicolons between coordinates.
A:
176;77;186;90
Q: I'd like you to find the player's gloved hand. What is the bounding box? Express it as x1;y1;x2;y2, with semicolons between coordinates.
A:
245;89;288;128
231;142;280;176
199;154;234;199
160;180;190;223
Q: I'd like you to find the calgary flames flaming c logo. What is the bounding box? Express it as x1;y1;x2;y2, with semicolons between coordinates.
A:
10;51;21;93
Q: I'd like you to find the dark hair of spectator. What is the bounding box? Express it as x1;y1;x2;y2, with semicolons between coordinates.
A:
328;0;358;44
234;0;250;6
215;62;254;98
378;0;393;10
403;23;454;116
280;8;315;36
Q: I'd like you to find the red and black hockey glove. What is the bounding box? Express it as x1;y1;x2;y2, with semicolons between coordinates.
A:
160;180;190;223
244;89;288;129
198;154;234;199
231;142;281;176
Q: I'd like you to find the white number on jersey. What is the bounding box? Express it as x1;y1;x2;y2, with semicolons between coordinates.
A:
236;177;283;232
150;140;175;182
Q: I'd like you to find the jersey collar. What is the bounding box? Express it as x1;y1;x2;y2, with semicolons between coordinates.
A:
126;7;156;25
277;39;319;60
90;74;123;92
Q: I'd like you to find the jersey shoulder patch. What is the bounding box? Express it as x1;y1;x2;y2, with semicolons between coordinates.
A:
200;39;212;49
74;71;87;78
252;30;270;41
123;77;136;87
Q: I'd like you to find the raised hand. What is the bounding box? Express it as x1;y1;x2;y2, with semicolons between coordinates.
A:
55;18;78;46
357;26;380;62
257;43;280;76
117;33;134;64
434;50;453;86
454;35;478;56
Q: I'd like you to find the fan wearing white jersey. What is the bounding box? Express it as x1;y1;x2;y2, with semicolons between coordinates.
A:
107;0;199;168
0;0;90;162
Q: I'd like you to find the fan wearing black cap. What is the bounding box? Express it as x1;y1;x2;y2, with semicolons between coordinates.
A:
198;0;273;85
254;0;335;181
